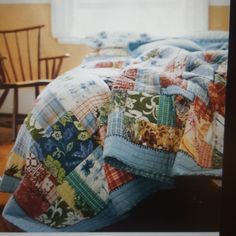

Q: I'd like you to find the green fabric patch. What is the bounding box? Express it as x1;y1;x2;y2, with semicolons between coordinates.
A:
25;113;44;140
36;197;84;228
157;95;176;127
124;91;159;123
66;171;106;214
110;90;127;110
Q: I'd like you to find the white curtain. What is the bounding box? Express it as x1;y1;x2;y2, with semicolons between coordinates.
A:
51;0;209;43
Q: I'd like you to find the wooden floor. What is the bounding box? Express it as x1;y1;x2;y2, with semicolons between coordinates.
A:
0;126;222;232
0;127;14;232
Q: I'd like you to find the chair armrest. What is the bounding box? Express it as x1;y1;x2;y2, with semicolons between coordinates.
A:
39;53;70;61
39;53;70;79
0;55;7;61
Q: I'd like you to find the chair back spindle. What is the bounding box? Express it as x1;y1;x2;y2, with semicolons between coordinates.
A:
0;25;44;83
0;24;69;140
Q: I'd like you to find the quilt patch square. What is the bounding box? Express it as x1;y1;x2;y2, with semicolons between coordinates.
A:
34;112;98;175
66;170;106;215
36;197;85;228
11;124;33;157
157;95;176;127
14;178;50;218
71;92;110;125
197;140;213;168
31;90;66;131
124;90;159;123
104;163;134;192
4;152;25;180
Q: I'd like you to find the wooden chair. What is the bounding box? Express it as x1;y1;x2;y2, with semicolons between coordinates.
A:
0;25;70;140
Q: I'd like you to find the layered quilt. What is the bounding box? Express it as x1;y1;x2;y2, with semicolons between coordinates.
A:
0;33;227;232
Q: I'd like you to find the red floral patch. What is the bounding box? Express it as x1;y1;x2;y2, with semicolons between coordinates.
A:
14;153;59;218
14;178;50;218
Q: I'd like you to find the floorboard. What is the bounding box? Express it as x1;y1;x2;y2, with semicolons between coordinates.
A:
0;127;14;232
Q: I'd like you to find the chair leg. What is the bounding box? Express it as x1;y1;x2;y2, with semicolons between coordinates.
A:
12;87;18;141
35;85;40;98
0;88;9;108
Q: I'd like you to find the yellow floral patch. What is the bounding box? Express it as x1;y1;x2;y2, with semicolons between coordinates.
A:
77;131;90;141
57;181;77;210
4;152;25;179
137;120;183;152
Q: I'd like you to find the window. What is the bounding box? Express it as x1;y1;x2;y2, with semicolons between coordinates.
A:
51;0;209;44
0;0;49;3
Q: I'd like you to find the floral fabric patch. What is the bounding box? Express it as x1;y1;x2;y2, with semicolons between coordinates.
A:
4;152;25;179
124;118;183;152
73;146;109;202
14;153;58;218
14;178;50;218
36;197;85;228
25;113;45;141
35;112;98;175
124;91;159;123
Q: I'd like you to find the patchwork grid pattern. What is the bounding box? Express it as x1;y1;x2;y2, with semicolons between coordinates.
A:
0;43;227;231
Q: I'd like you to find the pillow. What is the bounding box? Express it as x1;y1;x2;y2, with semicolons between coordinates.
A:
81;31;154;49
185;31;229;50
88;47;129;57
128;38;203;57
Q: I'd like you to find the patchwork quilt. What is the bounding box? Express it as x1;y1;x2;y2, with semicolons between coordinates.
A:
0;36;227;232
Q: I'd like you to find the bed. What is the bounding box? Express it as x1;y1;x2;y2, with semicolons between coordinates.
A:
0;31;228;232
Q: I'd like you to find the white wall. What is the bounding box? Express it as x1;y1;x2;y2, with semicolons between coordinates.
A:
0;0;231;5
0;88;36;114
0;0;50;3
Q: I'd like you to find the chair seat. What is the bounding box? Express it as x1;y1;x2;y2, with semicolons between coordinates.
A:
0;79;52;88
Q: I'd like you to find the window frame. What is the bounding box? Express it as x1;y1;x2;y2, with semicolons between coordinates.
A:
0;0;49;4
